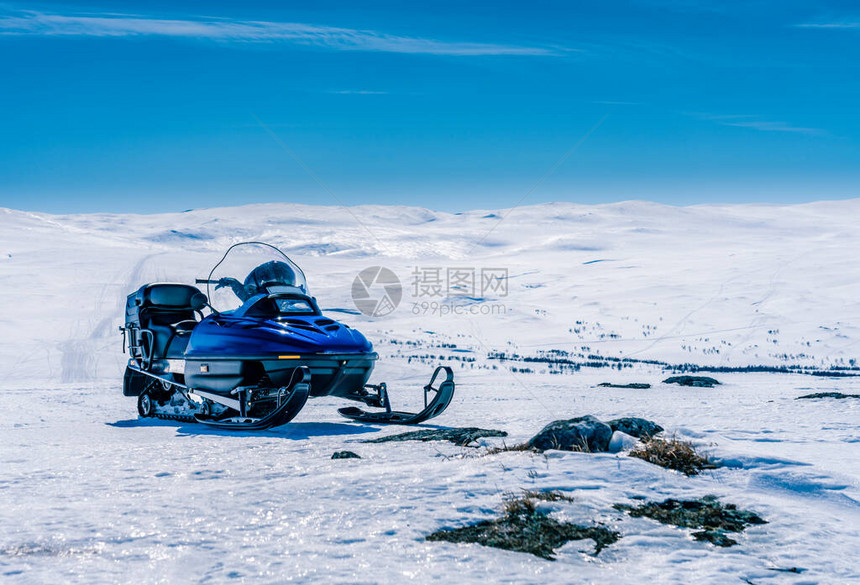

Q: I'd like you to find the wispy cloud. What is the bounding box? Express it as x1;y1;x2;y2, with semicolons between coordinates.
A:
327;89;389;95
721;120;827;135
0;9;559;56
692;113;827;136
593;100;640;106
795;21;860;29
631;0;727;15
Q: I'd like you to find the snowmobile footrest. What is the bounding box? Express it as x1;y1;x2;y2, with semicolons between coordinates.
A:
195;367;311;430
338;366;455;425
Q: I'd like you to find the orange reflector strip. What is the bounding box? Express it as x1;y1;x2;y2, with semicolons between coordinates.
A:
278;355;301;359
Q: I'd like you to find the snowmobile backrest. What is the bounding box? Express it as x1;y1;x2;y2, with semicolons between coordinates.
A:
125;283;203;328
146;284;202;308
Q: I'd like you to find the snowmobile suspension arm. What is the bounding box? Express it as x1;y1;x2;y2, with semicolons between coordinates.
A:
191;389;241;412
127;362;189;389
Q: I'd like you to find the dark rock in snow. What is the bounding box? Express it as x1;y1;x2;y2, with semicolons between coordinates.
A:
663;375;721;387
331;450;361;459
768;567;806;574
597;382;652;389
607;417;664;440
527;415;613;453
796;392;860;400
364;427;507;447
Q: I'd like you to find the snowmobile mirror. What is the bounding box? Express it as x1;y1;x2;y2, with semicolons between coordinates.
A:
190;292;214;314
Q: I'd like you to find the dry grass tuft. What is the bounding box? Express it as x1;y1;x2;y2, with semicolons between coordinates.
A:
518;489;575;503
484;435;595;455
629;436;718;476
483;441;534;455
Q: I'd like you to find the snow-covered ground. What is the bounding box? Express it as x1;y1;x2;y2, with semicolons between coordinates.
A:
1;200;859;584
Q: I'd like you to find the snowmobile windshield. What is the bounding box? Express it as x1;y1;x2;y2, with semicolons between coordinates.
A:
203;242;309;312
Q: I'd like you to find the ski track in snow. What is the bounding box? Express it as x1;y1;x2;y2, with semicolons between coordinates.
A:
1;200;859;584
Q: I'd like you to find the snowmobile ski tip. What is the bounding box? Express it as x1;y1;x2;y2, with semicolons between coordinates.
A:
338;366;455;425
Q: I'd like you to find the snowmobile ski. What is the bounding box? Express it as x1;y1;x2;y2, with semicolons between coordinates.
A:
194;367;311;431
338;366;455;425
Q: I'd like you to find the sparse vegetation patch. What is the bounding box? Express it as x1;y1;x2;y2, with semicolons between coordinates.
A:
427;492;619;560
629;437;717;475
598;382;651;389
663;375;721;387
615;495;766;547
518;489;575;503
364;427;507;447
796;391;860;400
483;441;534;455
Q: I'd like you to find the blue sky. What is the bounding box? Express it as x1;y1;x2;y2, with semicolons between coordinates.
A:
1;1;858;213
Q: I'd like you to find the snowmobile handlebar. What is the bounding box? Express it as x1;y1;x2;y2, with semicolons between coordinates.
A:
196;278;239;287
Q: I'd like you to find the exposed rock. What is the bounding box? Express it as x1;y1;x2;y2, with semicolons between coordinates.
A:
614;495;766;547
607;431;639;453
796;392;860;400
607;417;664;439
768;567;805;574
364;427;507;447
597;382;651;389
526;415;613;453
663;375;721;387
331;450;361;459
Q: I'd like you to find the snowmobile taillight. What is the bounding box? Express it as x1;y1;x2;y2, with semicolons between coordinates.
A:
278;355;300;360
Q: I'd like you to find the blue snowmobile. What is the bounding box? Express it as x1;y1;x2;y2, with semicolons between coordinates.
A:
120;242;455;430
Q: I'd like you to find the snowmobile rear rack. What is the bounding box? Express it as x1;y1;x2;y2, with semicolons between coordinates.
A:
338;366;455;425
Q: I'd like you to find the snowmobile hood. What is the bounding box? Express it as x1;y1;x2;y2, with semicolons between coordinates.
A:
185;313;374;358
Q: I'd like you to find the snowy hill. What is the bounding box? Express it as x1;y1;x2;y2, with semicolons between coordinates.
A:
2;200;859;384
1;200;859;584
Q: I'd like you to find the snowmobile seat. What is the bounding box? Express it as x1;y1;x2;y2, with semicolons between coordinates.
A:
126;283;203;362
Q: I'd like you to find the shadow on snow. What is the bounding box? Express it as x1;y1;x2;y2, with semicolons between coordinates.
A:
107;418;380;439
